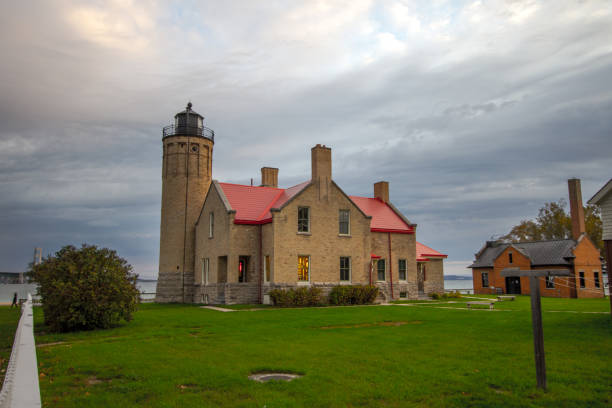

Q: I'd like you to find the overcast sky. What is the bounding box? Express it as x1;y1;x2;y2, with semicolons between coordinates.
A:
1;0;611;278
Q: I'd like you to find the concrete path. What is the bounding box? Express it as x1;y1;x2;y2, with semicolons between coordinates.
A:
200;306;236;312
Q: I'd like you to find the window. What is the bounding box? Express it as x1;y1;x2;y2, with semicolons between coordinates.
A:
238;257;249;282
377;259;386;281
508;252;513;264
264;255;271;283
594;272;600;288
398;259;407;281
298;255;310;281
545;276;554;288
209;212;214;238
579;271;585;288
201;258;209;284
298;207;310;233
340;257;351;281
481;272;489;288
339;210;350;235
399;291;407;298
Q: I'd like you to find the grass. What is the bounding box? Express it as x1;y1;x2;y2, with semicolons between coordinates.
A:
0;306;21;388
34;297;611;407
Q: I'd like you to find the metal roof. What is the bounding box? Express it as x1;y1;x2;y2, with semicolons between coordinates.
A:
469;239;576;268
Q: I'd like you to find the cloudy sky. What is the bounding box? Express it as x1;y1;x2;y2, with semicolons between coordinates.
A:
1;0;611;278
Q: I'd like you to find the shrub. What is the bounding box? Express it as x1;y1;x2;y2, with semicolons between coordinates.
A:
328;285;379;305
430;291;462;300
268;287;322;307
30;244;139;332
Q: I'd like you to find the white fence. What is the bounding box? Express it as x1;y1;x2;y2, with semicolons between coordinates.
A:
0;294;41;408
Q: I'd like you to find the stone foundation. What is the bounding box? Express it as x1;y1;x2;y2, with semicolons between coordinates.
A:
193;281;426;304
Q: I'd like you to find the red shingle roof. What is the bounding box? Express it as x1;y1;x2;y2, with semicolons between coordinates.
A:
349;196;414;234
416;241;447;261
218;181;415;235
218;181;309;224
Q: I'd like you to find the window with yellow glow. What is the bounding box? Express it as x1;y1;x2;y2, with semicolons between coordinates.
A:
298;255;309;281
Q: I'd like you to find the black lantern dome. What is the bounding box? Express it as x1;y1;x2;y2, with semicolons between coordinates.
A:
163;102;215;141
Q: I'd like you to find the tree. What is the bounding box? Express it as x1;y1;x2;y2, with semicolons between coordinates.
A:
502;199;603;254
30;244;139;332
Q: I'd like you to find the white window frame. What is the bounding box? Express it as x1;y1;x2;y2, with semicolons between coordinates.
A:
209;212;214;238
545;275;554;289
339;209;350;235
200;258;209;284
264;255;271;283
340;256;351;282
297;206;310;233
398;259;407;281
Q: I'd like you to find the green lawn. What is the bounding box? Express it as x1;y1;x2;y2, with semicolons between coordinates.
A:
0;306;21;388
34;297;611;407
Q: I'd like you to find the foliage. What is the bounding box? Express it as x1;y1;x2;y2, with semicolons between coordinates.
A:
501;199;603;253
268;287;323;307
328;285;379;305
29;244;139;332
430;291;462;300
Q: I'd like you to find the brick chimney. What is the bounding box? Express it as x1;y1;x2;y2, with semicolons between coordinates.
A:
311;144;332;201
568;178;586;240
261;167;278;188
374;181;389;203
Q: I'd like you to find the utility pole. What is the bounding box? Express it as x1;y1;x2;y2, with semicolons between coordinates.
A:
501;267;570;390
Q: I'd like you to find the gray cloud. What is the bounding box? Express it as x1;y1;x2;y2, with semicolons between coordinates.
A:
1;1;611;277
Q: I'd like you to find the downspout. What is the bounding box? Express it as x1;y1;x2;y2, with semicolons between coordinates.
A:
258;225;263;304
388;232;394;300
369;260;372;286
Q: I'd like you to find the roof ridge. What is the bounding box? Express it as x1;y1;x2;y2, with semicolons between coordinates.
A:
219;181;283;190
256;189;286;221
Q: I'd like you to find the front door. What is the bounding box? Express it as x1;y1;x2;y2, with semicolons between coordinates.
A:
417;263;425;294
505;277;521;294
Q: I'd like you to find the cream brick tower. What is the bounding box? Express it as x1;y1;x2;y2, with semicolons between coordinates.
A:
156;103;214;302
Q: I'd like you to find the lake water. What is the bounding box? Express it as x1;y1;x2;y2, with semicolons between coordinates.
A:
0;280;158;303
444;278;474;293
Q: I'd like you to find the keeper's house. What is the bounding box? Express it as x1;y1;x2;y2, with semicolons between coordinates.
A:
468;179;604;298
194;145;447;304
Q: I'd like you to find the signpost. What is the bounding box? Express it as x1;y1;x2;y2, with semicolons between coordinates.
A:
501;267;570;390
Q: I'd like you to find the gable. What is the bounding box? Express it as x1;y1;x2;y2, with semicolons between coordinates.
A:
196;181;232;226
573;234;601;261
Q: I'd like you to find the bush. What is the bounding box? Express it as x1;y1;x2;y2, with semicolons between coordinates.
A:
430;291;462;300
328;285;379;305
30;244;139;332
269;287;323;307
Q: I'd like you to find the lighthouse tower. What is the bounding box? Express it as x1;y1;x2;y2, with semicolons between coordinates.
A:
156;103;214;302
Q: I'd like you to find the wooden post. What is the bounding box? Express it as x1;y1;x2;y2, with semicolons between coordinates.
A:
529;275;546;389
501;268;570;390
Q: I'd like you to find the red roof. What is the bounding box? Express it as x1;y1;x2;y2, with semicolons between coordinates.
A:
416;241;447;261
349;196;414;234
218;181;414;235
218;181;309;224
